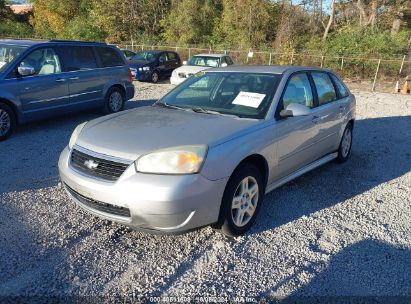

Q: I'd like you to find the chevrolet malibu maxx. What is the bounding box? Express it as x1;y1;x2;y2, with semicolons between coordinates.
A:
59;65;355;237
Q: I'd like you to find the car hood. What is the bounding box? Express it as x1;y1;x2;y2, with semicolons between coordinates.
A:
76;106;261;161
129;60;151;68
174;65;209;75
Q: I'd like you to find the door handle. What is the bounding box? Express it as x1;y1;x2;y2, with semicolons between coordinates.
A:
55;78;66;82
312;116;320;124
69;77;80;80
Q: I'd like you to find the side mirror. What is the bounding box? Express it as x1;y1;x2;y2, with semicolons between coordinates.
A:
18;64;35;77
221;63;228;67
183;61;187;65
280;103;311;118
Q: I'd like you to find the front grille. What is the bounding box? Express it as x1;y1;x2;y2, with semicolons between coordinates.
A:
65;184;131;218
70;149;130;181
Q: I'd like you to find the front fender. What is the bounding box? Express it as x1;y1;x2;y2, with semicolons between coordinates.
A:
0;80;23;122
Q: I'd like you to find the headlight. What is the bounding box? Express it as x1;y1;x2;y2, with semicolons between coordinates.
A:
135;145;207;174
68;122;87;150
143;66;150;71
138;67;143;71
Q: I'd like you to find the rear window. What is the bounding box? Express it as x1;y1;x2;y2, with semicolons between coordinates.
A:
96;47;124;67
59;46;97;71
167;52;177;60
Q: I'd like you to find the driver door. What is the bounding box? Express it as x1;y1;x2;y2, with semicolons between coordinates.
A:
17;47;69;119
272;72;320;180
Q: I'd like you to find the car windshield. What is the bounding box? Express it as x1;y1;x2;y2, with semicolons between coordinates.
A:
187;56;220;67
0;44;27;73
132;51;157;62
159;72;280;119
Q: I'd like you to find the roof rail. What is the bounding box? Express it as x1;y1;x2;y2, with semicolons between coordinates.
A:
49;39;107;45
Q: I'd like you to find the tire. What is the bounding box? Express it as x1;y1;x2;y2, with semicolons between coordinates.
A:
336;122;353;163
151;71;159;83
0;103;16;141
214;163;264;237
103;87;125;114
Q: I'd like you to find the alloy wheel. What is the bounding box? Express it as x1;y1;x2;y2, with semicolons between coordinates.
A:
231;176;259;227
341;128;352;158
0;109;11;136
109;91;123;112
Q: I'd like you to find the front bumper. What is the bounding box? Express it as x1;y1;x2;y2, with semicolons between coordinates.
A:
58;147;227;233
131;68;151;81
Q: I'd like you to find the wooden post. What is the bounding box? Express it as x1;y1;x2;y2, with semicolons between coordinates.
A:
340;56;344;70
290;50;294;65
151;45;154;50
399;55;406;75
188;48;191;58
321;56;324;68
141;44;144;50
372;59;381;92
269;53;272;65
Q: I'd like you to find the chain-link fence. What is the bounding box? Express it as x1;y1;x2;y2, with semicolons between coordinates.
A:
116;42;411;93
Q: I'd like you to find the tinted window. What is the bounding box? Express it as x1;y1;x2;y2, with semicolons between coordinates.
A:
330;74;349;98
132;51;157;62
312;72;337;105
159;53;167;63
167;52;177;60
96;47;124;67
282;73;314;109
59;46;97;71
225;56;234;65
20;48;62;75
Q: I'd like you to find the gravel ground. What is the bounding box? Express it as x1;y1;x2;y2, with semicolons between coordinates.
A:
0;81;410;301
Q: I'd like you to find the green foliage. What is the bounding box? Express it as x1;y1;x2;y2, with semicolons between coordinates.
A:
305;27;410;58
0;19;33;38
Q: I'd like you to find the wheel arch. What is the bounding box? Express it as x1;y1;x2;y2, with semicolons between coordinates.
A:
234;154;269;191
0;98;19;124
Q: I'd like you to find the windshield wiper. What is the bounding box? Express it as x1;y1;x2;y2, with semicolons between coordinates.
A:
191;107;239;118
154;102;192;112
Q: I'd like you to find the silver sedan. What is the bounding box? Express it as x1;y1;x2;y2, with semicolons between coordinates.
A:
59;65;355;237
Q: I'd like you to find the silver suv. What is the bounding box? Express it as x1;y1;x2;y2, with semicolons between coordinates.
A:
59;65;355;237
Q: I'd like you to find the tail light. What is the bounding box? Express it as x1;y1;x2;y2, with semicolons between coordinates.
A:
129;68;133;82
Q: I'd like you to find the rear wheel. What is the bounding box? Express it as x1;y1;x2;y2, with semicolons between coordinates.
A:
336;123;353;163
0;103;16;141
214;163;264;237
103;87;125;114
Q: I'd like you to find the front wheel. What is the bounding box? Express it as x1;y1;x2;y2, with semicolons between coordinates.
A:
336;123;353;163
151;71;159;83
214;163;264;237
0;103;16;141
103;87;125;114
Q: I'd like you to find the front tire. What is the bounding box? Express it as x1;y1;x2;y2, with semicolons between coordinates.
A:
151;71;159;83
214;163;264;237
0;103;16;141
103;87;125;114
336;123;353;163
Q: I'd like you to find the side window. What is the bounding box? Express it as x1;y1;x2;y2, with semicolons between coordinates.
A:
220;57;227;66
225;56;234;65
282;73;314;109
159;53;167;63
20;48;61;75
59;46;97;71
311;72;337;105
96;47;124;68
167;52;176;60
330;74;349;98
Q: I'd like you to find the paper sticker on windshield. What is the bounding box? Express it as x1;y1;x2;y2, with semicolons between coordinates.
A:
0;62;5;69
232;91;266;108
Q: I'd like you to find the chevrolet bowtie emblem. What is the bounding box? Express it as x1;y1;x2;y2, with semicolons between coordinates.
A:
84;159;99;170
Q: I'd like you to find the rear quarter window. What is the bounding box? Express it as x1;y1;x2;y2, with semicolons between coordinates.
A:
59;46;98;71
330;74;349;98
96;47;125;67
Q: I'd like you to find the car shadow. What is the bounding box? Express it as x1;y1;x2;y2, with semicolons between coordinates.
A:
249;115;411;235
262;239;411;302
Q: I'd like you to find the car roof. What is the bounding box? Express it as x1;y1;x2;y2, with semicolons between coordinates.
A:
205;65;332;74
193;53;227;58
0;39;108;47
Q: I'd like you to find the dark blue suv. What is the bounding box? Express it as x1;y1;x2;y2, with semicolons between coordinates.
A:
129;50;181;83
0;39;135;140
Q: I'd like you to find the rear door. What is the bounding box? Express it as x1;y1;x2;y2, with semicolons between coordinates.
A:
58;46;104;107
309;71;344;155
17;47;70;117
166;52;181;75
